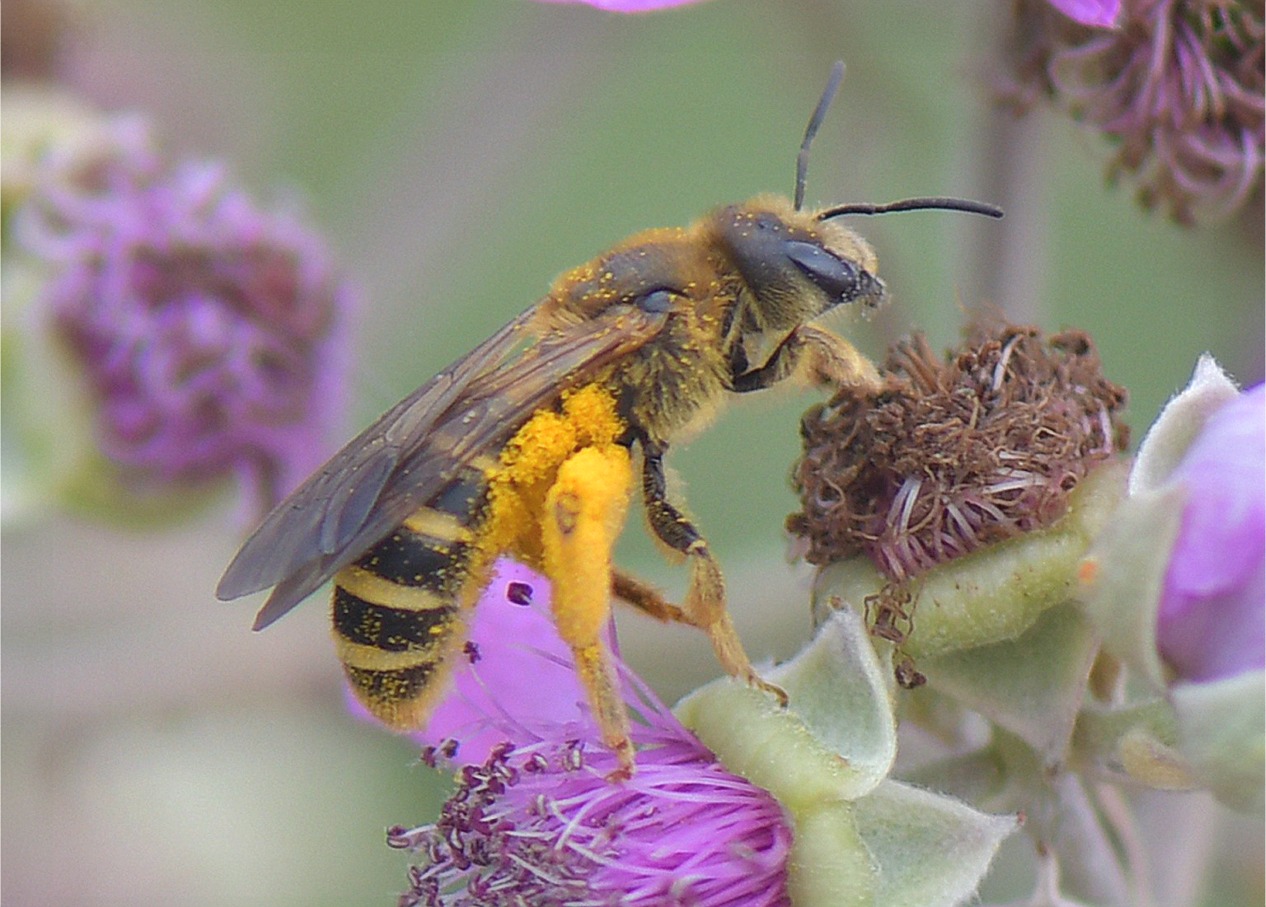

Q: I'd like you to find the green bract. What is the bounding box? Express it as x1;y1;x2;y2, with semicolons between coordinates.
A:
676;610;1019;907
811;461;1128;659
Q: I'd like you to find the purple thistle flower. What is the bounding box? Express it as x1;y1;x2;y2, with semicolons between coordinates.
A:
531;0;710;11
15;116;352;512
386;559;793;907
1154;382;1265;682
1006;0;1264;222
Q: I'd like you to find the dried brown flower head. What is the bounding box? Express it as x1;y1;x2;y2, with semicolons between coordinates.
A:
789;323;1129;583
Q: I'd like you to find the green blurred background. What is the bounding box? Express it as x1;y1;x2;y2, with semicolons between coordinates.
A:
4;0;1262;904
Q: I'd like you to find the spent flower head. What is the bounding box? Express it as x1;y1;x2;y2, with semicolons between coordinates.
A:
790;323;1128;582
387;560;793;907
1006;0;1264;222
12;115;353;516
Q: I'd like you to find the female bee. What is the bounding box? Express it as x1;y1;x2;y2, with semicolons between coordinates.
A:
217;63;1000;778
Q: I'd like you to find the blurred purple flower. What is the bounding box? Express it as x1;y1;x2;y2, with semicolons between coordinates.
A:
1156;384;1265;682
1006;0;1264;222
16;116;352;512
532;0;709;12
385;559;793;907
1045;0;1121;28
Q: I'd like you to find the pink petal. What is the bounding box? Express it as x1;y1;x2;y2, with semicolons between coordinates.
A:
415;558;611;763
1158;385;1266;681
1045;0;1121;28
532;0;710;12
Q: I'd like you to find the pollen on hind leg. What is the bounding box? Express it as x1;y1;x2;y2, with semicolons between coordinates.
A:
542;445;632;644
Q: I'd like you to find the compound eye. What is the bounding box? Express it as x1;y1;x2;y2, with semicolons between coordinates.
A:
785;240;858;300
637;287;676;314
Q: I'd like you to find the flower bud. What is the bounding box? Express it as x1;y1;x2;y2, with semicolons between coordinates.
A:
1081;357;1264;810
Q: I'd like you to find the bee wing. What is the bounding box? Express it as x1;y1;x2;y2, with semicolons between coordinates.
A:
217;306;537;606
218;304;667;630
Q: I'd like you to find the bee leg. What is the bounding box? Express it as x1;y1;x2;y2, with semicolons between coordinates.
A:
731;324;880;393
611;569;688;622
541;445;637;780
640;444;789;707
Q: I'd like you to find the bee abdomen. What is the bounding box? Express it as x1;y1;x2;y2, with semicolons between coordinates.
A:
344;661;441;711
332;465;492;730
352;527;472;591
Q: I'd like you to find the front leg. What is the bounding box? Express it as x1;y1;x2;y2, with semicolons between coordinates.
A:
731;323;881;393
639;441;787;706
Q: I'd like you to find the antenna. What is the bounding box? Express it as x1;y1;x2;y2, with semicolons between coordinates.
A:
818;197;1004;220
795;60;845;212
792;63;1003;222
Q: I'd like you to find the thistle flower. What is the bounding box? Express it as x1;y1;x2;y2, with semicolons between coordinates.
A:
11;115;352;516
1045;0;1122;27
1006;0;1265;223
389;560;794;907
382;559;1017;906
392;732;792;907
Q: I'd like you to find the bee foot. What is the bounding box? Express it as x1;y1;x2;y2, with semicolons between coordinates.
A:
601;737;637;783
749;672;789;707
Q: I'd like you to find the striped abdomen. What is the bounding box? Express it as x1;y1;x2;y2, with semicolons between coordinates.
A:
332;465;490;730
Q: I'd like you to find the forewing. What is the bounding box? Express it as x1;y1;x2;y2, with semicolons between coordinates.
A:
220;305;667;630
218;306;537;605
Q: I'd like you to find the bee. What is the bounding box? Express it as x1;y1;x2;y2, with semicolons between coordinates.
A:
216;62;1001;779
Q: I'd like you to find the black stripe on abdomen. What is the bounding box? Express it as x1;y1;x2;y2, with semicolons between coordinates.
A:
331;477;492;730
431;466;488;518
353;528;470;594
344;662;439;705
333;586;456;652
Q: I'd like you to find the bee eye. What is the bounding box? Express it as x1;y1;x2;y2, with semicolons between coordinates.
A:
785;240;858;300
637;288;676;314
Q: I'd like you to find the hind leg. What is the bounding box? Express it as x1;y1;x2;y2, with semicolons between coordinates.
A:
541;444;637;779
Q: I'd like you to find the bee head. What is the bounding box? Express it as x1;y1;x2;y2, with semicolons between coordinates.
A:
703;59;999;336
711;195;887;333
